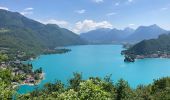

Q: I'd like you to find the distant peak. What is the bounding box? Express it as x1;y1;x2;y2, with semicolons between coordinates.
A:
124;27;134;30
98;28;112;30
149;24;159;28
91;28;111;32
137;24;162;30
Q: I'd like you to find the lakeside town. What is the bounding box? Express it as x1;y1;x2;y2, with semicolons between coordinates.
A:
0;46;72;89
122;50;170;62
0;47;44;88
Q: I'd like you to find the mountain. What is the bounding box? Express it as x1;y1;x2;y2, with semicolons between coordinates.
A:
126;24;168;42
0;9;86;54
80;28;134;44
80;28;111;43
122;33;170;61
81;25;169;44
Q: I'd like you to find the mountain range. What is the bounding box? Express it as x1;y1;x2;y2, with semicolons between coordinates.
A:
0;9;86;54
80;24;169;44
126;24;168;42
0;9;169;55
80;28;134;44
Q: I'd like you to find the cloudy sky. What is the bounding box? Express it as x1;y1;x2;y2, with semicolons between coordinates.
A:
0;0;170;33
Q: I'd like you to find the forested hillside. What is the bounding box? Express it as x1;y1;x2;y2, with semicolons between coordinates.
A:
0;9;86;54
122;33;170;62
124;33;170;55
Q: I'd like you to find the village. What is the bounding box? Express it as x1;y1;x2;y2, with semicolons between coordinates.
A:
0;48;44;87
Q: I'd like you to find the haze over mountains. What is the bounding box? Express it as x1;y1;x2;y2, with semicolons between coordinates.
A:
80;24;169;44
127;24;168;42
0;9;169;55
0;9;86;54
80;27;135;44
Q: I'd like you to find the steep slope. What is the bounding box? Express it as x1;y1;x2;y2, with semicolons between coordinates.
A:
0;9;86;54
123;33;170;61
126;24;168;42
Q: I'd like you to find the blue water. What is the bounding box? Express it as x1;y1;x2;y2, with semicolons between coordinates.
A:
18;45;170;94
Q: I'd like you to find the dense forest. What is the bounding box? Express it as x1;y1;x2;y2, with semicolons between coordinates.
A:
1;69;170;100
124;33;170;55
122;33;170;62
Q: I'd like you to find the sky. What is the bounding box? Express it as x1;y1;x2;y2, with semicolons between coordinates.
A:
0;0;170;33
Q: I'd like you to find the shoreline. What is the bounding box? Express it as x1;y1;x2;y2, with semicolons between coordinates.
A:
124;54;170;62
13;72;45;89
21;72;45;86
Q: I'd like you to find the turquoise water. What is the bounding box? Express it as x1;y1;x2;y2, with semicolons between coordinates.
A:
18;45;170;94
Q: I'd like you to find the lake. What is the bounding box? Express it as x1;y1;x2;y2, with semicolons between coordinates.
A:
18;45;170;94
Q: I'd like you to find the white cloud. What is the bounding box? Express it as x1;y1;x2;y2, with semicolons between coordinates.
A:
128;0;133;2
93;0;104;3
20;11;33;16
0;6;9;10
20;7;34;16
127;24;136;29
40;19;69;28
40;19;112;33
161;7;168;11
75;9;86;14
24;7;34;11
72;19;113;33
128;24;135;28
106;12;117;16
115;2;120;6
129;24;135;26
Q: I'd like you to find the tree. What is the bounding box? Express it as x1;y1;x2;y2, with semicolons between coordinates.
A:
78;79;112;100
0;81;14;100
69;72;82;91
0;54;8;62
57;89;78;100
0;69;15;100
134;85;152;100
115;79;135;100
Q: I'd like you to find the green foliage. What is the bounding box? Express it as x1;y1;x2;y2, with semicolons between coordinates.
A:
17;74;170;100
0;53;8;62
134;85;152;100
124;33;170;56
0;81;14;100
0;69;13;84
115;79;135;100
0;69;15;99
1;70;170;99
43;81;64;94
78;79;112;100
57;89;79;100
69;72;82;91
34;67;42;74
0;9;86;55
152;77;170;92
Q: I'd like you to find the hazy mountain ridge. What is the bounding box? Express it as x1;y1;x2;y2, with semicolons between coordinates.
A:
80;24;169;44
126;24;168;42
80;28;134;44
